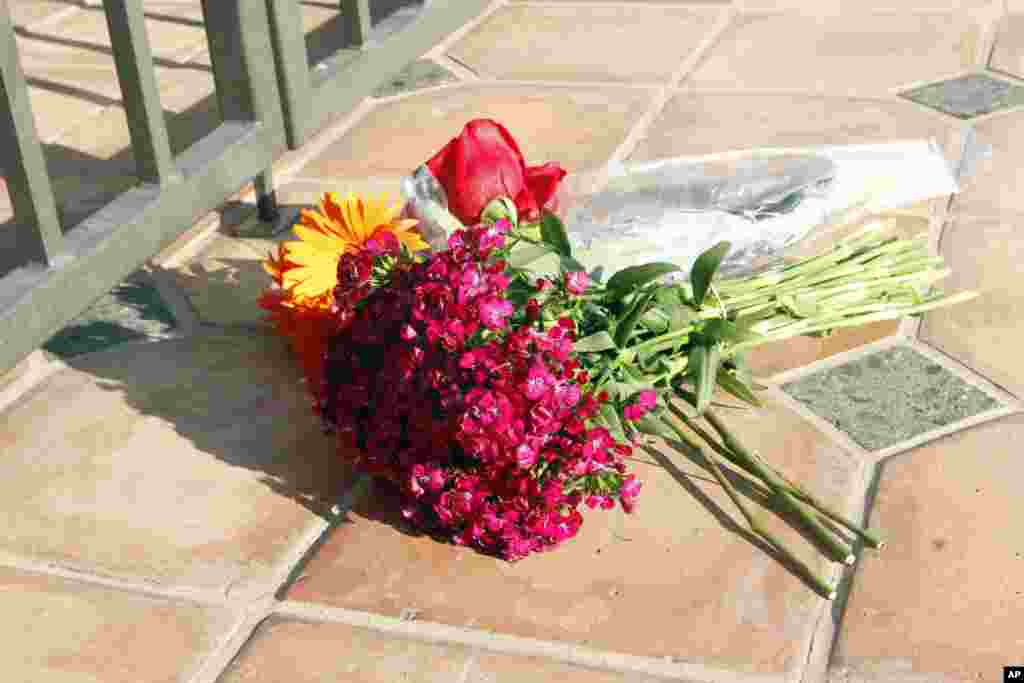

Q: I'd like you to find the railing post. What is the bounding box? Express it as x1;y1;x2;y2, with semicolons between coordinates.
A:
102;0;180;186
200;0;284;127
265;0;315;148
200;0;286;222
341;0;372;47
0;3;64;268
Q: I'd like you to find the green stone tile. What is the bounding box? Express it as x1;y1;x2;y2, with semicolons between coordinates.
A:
44;273;178;360
372;59;457;98
900;73;1024;120
782;345;1000;451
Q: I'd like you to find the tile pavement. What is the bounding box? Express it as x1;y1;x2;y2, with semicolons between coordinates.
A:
1;1;1022;682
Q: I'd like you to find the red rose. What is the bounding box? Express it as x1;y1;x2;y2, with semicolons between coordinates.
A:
425;119;567;225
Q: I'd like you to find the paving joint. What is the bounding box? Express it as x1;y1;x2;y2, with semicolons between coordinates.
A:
273;600;792;683
608;5;736;169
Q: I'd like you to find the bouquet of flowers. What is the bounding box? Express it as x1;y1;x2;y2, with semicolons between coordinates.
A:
260;119;974;598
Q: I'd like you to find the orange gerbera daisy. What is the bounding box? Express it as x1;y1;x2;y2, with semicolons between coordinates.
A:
266;192;427;308
261;192;427;400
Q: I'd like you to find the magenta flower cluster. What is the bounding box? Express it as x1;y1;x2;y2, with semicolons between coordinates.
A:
319;220;643;560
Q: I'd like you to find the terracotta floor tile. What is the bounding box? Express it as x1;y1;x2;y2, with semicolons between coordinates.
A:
287;397;858;676
533;0;728;3
16;2;208;66
0;332;348;596
739;0;1003;11
991;13;1024;80
449;4;721;83
631;92;961;164
0;567;233;683
221;617;667;682
294;85;651;180
170;233;280;327
953;110;1024;217
687;12;983;96
921;210;1024;398
5;1;71;28
831;415;1024;681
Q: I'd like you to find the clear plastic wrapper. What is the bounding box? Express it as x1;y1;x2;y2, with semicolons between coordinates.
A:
562;141;959;280
401;140;959;281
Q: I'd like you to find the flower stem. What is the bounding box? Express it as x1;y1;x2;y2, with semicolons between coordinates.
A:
672;404;855;566
657;415;837;599
681;406;883;550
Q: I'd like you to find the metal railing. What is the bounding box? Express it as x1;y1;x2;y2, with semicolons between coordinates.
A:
0;0;488;376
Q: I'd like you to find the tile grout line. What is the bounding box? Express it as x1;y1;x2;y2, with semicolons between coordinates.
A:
899;195;950;339
764;336;1022;468
0;550;233;608
424;0;510;60
273;600;791;683
0;351;62;416
605;5;736;173
867;403;1022;464
260;98;380;197
429;53;481;81
808;450;882;683
906;337;1023;407
765;335;907;388
23;4;84;32
189;600;276;683
507;0;735;6
762;384;873;462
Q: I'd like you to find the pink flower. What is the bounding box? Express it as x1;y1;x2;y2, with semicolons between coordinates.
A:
479;297;514;330
524;363;554;400
564;270;589;296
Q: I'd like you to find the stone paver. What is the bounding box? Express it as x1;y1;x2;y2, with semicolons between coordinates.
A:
991;12;1024;79
631;92;961;164
43;270;179;360
4;1;1024;681
687;12;984;96
900;72;1024;119
220;617;668;683
5;0;73;28
372;59;457;99
0;332;347;597
830;415;1024;682
783;344;1001;452
170;233;279;327
952;111;1024;217
16;3;208;66
287;396;856;676
293;85;651;179
449;4;721;83
0;567;234;683
921;210;1024;399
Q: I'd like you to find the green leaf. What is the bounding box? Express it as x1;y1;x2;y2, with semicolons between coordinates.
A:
606;263;680;302
505;279;534;307
716;367;763;408
508;244;553;268
688;342;721;415
655;287;695;331
574;331;617;353
690;241;731;307
614;288;657;348
639;308;670;335
599;403;627;442
559;254;586;274
540;211;572;257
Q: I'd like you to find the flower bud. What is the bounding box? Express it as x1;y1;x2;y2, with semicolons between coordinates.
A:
481;196;518;229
